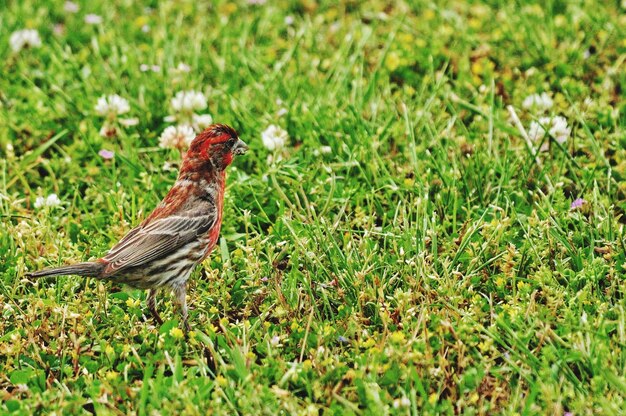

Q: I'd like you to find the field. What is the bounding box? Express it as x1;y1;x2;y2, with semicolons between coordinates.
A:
2;0;626;414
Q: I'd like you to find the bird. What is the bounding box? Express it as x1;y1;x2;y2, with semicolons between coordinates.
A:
27;123;248;332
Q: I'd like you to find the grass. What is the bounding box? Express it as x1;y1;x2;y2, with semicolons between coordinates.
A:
1;0;626;414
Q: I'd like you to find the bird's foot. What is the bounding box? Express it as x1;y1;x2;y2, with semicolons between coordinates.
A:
183;317;191;335
149;308;163;326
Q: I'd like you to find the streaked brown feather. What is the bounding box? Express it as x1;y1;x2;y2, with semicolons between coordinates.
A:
102;214;216;275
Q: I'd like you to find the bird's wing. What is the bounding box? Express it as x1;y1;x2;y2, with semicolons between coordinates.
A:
102;213;216;274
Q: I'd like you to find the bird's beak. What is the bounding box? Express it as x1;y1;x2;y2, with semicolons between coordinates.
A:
233;138;249;155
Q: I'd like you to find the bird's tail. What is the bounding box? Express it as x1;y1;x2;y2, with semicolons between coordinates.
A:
26;262;105;278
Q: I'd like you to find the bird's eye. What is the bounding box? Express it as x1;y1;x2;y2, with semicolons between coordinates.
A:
227;137;237;147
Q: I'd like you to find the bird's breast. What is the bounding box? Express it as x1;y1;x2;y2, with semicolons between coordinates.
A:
199;182;224;261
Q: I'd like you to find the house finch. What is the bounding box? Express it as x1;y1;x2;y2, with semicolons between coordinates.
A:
27;124;248;331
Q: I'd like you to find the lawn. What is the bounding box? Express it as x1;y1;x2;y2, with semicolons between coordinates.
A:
1;0;626;414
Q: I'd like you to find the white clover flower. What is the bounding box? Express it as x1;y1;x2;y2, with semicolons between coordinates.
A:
9;29;42;52
270;335;280;347
313;146;332;157
392;397;411;409
33;197;43;208
192;113;213;130
34;194;62;209
171;90;207;112
176;63;191;73
139;63;161;73
159;125;196;150
95;94;130;117
529;116;570;145
522;92;553;112
84;14;103;24
549;116;570;144
261;125;288;151
95;95;134;138
64;1;79;13
528;118;549;141
165;91;210;132
284;15;295;25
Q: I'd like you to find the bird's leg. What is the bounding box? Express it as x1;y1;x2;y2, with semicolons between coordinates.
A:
147;288;163;326
173;284;190;333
